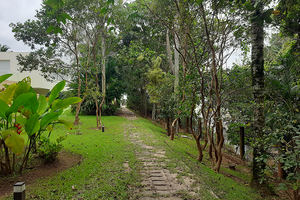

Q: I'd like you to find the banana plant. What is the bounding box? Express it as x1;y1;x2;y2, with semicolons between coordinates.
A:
0;74;81;174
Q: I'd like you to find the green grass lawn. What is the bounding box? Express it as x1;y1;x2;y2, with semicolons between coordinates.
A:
2;111;265;199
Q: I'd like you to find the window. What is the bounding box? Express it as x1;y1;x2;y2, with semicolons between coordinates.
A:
0;60;10;75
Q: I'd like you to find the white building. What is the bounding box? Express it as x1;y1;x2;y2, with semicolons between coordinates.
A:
0;52;59;95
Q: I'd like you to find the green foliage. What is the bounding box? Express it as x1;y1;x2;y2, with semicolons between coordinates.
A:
227;122;252;146
264;109;300;195
145;56;167;104
38;135;67;163
274;0;300;38
0;74;81;174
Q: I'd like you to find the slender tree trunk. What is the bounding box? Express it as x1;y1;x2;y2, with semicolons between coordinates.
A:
167;116;170;136
95;97;100;129
166;29;174;74
195;137;203;162
143;89;147;118
152;104;156;120
200;2;224;172
174;23;180;94
250;0;266;186
73;36;82;125
4;145;11;174
186;117;189;133
97;31;106;128
101;32;106;105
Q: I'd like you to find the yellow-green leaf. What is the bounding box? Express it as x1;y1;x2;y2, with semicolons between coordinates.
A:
51;97;81;112
0;74;13;84
58;119;73;130
0;99;9;119
0;83;17;104
1;128;16;140
5;131;24;155
47;125;53;132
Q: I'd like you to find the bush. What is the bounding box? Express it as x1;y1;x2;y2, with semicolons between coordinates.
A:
38;135;67;163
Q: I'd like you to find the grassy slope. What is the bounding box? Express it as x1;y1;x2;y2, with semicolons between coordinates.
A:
132;118;262;200
4;111;262;199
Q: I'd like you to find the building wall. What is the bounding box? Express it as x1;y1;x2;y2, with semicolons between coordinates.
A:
0;52;59;93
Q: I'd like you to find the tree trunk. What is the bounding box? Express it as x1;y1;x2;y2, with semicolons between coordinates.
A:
143;89;147;118
95;97;100;129
186;117;189;133
174;23;180;94
152;104;156;120
167;116;170;136
74;75;82;125
250;0;266;186
277;160;286;179
166;29;174;74
195;136;203;162
101;32;106;105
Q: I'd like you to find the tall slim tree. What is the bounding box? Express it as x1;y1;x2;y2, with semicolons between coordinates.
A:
250;0;266;186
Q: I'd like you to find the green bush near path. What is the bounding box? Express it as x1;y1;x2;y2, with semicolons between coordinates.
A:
3;111;264;199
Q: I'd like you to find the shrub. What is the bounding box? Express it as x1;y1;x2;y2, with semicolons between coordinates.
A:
38;135;67;163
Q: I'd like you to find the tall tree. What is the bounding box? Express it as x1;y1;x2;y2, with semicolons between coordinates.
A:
250;0;266;185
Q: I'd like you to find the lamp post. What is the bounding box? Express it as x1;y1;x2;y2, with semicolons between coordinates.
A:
102;125;105;132
14;182;25;200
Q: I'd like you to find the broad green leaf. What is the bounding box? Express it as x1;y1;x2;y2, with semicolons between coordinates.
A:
25;113;40;137
16;115;27;125
1;128;16;140
245;3;255;11
51;97;81;112
5;131;24;155
40;112;59;130
0;99;9;119
57;27;63;34
263;9;273;24
13;77;31;98
48;81;66;105
100;7;107;14
6;93;35;118
47;25;55;33
62;13;72;20
23;92;39;113
37;95;48;114
0;74;13;84
58;119;73;130
0;83;17;104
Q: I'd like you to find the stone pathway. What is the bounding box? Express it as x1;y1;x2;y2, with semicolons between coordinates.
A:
119;107;200;200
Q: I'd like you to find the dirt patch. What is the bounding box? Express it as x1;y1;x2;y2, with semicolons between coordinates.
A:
115;106;137;120
0;151;82;199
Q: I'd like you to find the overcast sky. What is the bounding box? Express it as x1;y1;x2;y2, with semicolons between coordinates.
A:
0;0;42;52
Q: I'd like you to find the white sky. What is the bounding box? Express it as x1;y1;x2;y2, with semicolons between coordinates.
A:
0;0;42;52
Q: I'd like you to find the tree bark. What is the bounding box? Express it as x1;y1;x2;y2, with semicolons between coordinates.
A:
166;29;174;74
186;117;189;133
250;0;266;186
101;31;106;105
167;116;170;136
152;104;156;120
